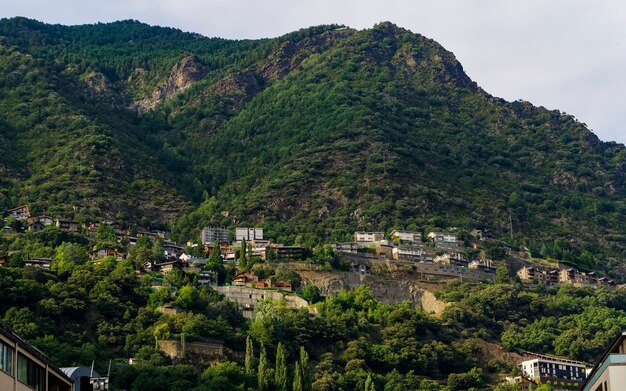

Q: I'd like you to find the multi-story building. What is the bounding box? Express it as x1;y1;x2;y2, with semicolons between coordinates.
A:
427;232;461;249
390;230;423;243
354;232;384;245
520;354;590;388
235;228;263;242
5;205;30;221
200;227;229;245
0;319;73;391
582;330;626;391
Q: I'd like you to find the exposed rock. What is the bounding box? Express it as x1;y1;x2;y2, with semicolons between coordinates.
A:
135;55;209;111
209;71;261;102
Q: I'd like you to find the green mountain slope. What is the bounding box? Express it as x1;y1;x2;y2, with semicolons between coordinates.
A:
0;18;625;272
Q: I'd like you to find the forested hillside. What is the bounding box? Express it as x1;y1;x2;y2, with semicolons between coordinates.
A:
0;17;625;273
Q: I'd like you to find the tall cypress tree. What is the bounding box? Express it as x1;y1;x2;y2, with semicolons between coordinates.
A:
275;342;288;391
258;344;268;391
365;374;375;391
245;335;254;378
299;346;311;391
293;362;303;391
239;238;247;269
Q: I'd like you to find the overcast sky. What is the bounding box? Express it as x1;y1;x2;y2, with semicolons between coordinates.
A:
3;0;626;144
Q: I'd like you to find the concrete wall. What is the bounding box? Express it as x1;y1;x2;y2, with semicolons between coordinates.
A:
158;339;224;360
216;286;308;319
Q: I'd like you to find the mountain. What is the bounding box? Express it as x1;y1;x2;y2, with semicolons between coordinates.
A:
0;17;625;272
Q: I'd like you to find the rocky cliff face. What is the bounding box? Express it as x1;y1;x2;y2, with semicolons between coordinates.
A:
135;55;209;111
298;270;449;315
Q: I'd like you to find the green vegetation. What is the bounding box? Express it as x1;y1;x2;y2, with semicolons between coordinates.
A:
0;17;624;275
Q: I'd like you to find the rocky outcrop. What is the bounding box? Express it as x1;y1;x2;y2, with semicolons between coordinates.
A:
298;270;449;315
135;55;209;111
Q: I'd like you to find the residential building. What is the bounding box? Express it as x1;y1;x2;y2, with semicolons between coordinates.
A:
5;205;30;221
354;232;384;245
23;258;52;269
235;227;263;242
469;259;496;272
55;220;81;233
503;376;537;391
434;252;467;266
469;228;496;241
200;227;229;245
559;268;590;285
519;353;590;388
427;232;462;249
233;272;260;286
272;245;305;261
89;249;126;263
27;215;54;232
0;319;73;391
390;230;423;243
581;330;626;391
332;242;359;254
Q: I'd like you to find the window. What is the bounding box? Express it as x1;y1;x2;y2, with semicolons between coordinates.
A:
17;353;44;391
0;340;13;375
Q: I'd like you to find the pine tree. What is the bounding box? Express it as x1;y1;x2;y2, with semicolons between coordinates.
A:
258;344;268;391
275;342;288;391
293;362;303;391
365;373;375;391
299;346;311;391
208;239;221;264
245;335;254;378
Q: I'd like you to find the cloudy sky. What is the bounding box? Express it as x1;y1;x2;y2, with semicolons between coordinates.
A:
4;0;626;144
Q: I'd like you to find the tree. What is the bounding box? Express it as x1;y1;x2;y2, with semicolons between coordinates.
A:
495;265;511;284
275;342;288;391
299;346;311;391
245;335;255;378
364;373;375;391
302;285;321;304
258;344;269;391
239;238;247;270
208;239;221;265
293;362;303;391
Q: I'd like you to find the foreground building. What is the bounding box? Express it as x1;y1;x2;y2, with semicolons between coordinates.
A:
0;320;72;391
519;353;590;389
581;331;626;391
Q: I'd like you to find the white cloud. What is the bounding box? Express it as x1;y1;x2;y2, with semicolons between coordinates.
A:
2;0;626;143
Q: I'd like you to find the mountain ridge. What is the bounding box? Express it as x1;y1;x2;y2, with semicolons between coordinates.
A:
0;18;625;274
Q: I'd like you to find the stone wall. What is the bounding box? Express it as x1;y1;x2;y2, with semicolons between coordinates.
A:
158;339;224;360
215;286;308;319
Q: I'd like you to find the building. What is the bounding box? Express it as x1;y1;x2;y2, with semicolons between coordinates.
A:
332;242;358;254
427;232;461;249
235;227;263;242
354;232;384;245
273;245;305;261
390;230;423;243
0;319;73;391
503;376;537;391
581;330;626;391
519;353;590;388
5;205;30;221
55;220;81;233
200;227;229;245
23;258;53;270
27;215;54;232
60;366;107;391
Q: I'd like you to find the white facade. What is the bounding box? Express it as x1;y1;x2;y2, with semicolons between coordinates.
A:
520;356;588;386
582;331;626;391
354;232;384;244
235;227;263;242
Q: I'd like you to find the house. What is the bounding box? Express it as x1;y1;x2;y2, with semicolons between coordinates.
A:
434;252;467;266
265;278;293;291
427;232;462;249
517;266;561;286
60;366;107;391
332;242;359;254
233;272;260;286
502;376;537;391
390;230;423;243
235;227;264;242
354;232;384;245
351;262;371;276
5;205;30;221
581;330;626;391
559;268;590;285
469;228;496;241
23;258;52;269
55;220;81;233
163;241;185;260
519;353;591;388
153;260;182;274
89;248;126;263
197;270;217;286
392;246;434;262
0;319;73;391
469;259;496;272
200;227;229;245
27;214;54;231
